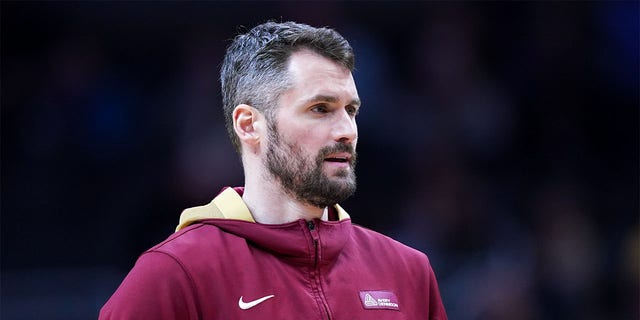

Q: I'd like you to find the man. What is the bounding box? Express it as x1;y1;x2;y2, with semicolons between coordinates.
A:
100;21;447;319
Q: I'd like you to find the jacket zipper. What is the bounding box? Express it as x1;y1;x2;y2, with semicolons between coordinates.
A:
307;220;332;320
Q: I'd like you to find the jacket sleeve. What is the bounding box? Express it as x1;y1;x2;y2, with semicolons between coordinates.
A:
99;251;200;320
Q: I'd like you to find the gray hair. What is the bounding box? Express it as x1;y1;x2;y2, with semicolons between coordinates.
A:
220;21;355;154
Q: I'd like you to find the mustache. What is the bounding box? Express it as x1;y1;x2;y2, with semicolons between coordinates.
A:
317;143;357;166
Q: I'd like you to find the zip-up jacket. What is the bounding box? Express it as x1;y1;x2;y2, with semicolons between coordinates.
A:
99;187;447;319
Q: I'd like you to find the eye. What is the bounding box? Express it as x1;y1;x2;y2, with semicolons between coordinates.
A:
346;105;359;116
311;104;329;114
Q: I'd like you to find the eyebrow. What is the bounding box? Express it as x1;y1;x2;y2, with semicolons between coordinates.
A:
305;94;361;107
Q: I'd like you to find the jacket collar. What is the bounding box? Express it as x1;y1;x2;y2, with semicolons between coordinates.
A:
175;187;353;266
176;187;351;231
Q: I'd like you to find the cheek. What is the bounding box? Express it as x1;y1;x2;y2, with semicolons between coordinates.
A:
275;130;317;159
277;117;334;154
291;126;326;148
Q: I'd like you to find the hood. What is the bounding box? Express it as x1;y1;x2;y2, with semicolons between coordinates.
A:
176;187;350;232
175;187;353;266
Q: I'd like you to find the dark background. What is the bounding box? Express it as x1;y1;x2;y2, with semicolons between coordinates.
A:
2;2;638;319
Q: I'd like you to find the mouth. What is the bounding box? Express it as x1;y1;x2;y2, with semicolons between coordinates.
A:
324;153;352;164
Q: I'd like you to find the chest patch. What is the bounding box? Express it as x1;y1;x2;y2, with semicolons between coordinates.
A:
359;290;400;311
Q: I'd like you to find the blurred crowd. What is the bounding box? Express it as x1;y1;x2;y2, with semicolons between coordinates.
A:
2;2;638;319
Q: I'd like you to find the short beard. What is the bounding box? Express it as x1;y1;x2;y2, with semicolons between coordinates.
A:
264;121;357;208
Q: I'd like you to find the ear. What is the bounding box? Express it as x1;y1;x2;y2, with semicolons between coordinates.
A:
233;104;264;150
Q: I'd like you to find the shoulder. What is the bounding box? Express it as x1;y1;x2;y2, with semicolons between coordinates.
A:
149;223;224;254
350;224;424;253
99;229;210;319
348;223;437;277
124;223;239;290
140;222;239;271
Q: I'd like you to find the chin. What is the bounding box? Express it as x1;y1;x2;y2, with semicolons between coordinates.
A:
328;167;353;178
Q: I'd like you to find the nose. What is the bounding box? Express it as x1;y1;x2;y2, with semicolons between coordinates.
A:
333;111;358;144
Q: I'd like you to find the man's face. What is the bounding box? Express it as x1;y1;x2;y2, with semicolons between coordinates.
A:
263;50;360;208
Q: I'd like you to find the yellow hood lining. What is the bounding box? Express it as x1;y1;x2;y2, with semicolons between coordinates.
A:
175;187;350;232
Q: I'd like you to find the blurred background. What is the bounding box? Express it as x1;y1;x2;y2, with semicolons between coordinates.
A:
2;2;638;319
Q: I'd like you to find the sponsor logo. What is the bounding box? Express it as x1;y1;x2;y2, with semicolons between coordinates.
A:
359;290;400;311
238;295;275;310
364;293;378;306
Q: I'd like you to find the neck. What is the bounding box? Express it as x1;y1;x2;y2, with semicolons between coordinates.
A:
242;185;327;225
242;164;326;224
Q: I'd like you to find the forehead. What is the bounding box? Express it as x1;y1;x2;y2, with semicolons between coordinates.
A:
282;49;359;103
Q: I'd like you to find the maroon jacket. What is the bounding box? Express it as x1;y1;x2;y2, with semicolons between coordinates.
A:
100;187;447;319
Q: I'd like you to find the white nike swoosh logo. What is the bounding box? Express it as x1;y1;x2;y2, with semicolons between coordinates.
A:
238;295;275;310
